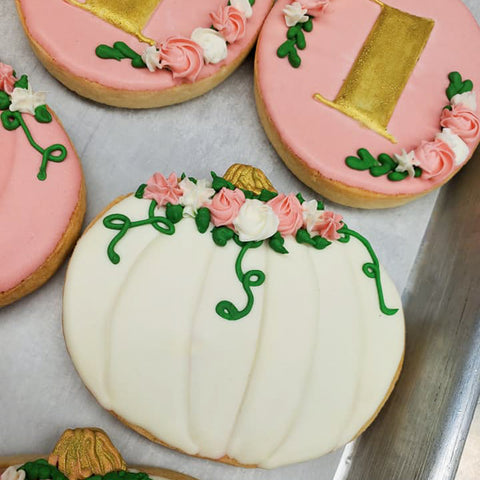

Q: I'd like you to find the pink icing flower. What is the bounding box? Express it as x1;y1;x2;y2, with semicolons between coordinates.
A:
158;36;204;82
301;0;329;14
209;187;246;227
413;139;456;180
0;63;16;95
210;5;246;44
144;172;183;207
440;104;480;147
267;193;303;236
312;211;343;241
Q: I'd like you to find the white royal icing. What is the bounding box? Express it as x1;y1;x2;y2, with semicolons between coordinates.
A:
191;28;228;65
283;2;309;27
230;0;253;18
179;177;215;217
141;45;162;73
233;199;280;242
63;196;405;468
1;467;25;480
9;84;46;115
451;91;477;111
436;128;469;166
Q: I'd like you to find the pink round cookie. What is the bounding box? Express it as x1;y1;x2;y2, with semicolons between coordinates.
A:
0;65;85;307
255;0;480;208
16;0;273;108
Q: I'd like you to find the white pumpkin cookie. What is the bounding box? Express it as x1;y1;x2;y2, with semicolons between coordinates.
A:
63;165;405;468
16;0;273;108
0;427;197;480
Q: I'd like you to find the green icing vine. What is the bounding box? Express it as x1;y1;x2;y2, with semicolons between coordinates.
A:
337;224;398;316
0;75;67;181
103;197;175;264
346;148;422;182
18;459;152;480
95;42;146;68
277;17;313;68
215;237;265;321
345;71;475;182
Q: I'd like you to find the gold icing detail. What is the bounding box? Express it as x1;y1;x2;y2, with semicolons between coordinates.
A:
48;428;127;480
314;0;434;143
63;0;161;45
223;164;277;195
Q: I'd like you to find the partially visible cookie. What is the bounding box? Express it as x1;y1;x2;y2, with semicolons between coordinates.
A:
0;427;197;480
16;0;273;108
255;0;480;208
0;63;85;307
63;164;405;468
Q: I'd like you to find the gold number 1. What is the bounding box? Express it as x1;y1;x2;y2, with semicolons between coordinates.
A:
314;0;434;143
63;0;162;45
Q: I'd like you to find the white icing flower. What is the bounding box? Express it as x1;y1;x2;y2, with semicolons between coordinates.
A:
230;0;253;18
302;199;322;233
9;84;46;115
283;2;309;27
179;177;215;217
451;91;477;112
394;149;417;178
436;128;469;166
141;45;162;72
1;467;26;480
191;28;228;64
234;199;279;242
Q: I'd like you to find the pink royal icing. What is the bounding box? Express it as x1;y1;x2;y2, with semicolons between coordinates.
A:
159;37;204;82
267;193;303;236
256;0;480;196
0;111;82;293
301;0;330;15
413;139;455;180
312;211;343;241
0;63;16;95
144;172;183;207
440;104;480;148
17;0;273;91
210;5;247;44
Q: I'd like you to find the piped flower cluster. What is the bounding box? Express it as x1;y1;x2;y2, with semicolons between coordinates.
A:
277;0;330;68
138;171;344;253
140;0;255;81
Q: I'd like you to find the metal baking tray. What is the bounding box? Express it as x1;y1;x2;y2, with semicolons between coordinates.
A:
0;1;479;479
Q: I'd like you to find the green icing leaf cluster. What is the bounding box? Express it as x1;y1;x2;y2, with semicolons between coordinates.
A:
277;17;313;68
18;459;152;480
346;148;422;182
0;73;67;181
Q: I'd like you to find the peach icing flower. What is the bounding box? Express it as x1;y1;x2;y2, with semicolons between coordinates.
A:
413;138;456;180
267;193;303;236
312;211;343;241
210;5;247;44
144;173;183;207
159;36;204;82
0;63;16;95
209;187;246;227
440;104;480;147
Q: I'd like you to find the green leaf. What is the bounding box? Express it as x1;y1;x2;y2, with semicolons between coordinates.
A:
195;207;211;234
302;18;313;32
296;228;313;246
212;226;235;246
257;189;278;202
269;232;289;254
0;91;11;110
446;71;473;100
135;183;147;198
316;201;324;211
296;192;305;204
296;30;306;50
277;40;295;59
287;25;301;40
95;44;124;61
414;167;423;178
288;50;301;68
211;172;236;191
34;105;52;123
242;189;256;199
387;171;409;182
369;153;396;177
165;203;184;224
249;0;255;5
1;110;21;131
14;74;28;89
346;148;378;171
312;236;332;250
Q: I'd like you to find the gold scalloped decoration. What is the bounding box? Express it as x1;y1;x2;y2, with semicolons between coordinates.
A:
48;428;126;480
223;164;277;195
